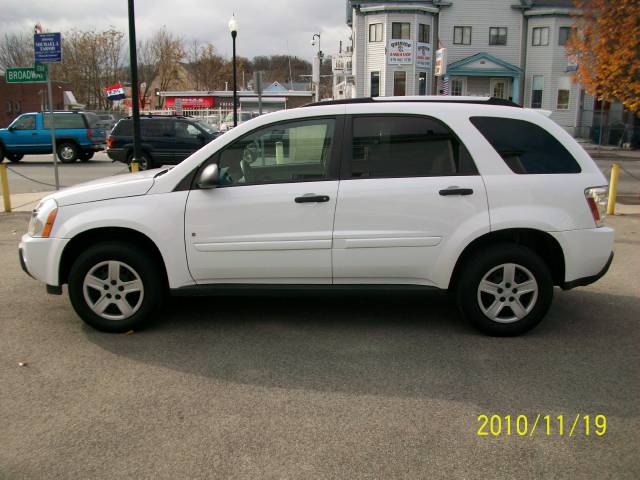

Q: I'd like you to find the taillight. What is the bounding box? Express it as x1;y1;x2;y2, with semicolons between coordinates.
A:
87;127;92;140
107;135;113;149
584;186;608;227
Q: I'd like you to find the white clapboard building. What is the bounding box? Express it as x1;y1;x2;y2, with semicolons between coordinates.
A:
336;0;599;137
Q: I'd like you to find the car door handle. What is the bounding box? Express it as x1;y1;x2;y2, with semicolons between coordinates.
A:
32;133;37;135
295;194;330;203
439;187;474;196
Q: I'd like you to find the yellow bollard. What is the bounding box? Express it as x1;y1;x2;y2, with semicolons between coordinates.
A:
0;164;11;213
606;163;620;215
130;161;139;173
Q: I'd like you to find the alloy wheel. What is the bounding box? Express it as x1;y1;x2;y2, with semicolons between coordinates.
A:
82;260;144;321
476;263;538;323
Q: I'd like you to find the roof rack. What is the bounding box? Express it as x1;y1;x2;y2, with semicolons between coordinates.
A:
305;96;521;108
124;113;193;119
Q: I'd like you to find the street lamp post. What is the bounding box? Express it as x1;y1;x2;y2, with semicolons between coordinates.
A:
229;15;239;127
311;33;323;102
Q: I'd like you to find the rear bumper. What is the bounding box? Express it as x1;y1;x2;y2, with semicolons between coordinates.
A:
107;148;127;163
88;143;106;152
561;251;613;290
550;226;614;288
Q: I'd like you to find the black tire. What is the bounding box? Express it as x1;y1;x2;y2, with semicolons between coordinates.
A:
7;153;23;163
456;243;553;336
57;142;79;163
127;151;152;171
0;144;4;161
80;151;94;162
68;241;165;333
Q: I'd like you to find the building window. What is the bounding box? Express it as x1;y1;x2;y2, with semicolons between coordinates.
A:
5;101;12;113
453;26;472;45
532;27;549;46
392;22;410;40
419;24;430;43
558;27;571;46
489;27;507;45
557;76;571;110
394;71;406;96
531;75;544;108
370;71;380;97
450;78;463;96
418;72;427;95
369;23;383;42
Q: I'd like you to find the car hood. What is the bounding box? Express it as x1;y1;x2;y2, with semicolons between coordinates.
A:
43;169;158;207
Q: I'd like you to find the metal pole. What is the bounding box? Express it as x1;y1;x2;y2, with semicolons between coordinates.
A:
127;0;141;170
46;76;60;190
597;99;605;150
606;163;620;215
232;30;238;127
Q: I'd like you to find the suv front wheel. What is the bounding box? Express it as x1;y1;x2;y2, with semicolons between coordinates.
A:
457;244;553;336
68;241;164;332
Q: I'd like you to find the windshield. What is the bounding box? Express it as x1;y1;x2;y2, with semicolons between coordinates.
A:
195;120;216;135
223;112;254;123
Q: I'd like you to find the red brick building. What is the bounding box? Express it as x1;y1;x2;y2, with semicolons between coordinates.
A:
0;76;65;127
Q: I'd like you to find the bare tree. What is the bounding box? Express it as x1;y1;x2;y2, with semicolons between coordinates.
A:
137;28;185;108
0;33;33;71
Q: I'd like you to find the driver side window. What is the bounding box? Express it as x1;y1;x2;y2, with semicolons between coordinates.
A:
12;114;36;130
217;118;335;186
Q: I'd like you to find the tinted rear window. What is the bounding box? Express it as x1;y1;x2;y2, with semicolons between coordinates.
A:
470;116;581;174
112;119;175;137
348;115;477;179
43;113;86;129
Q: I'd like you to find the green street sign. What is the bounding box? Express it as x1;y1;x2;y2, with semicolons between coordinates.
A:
5;66;48;83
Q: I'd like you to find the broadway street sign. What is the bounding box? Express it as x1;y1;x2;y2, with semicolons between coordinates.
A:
5;65;48;83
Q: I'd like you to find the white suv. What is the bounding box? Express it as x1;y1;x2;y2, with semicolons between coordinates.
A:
19;97;614;336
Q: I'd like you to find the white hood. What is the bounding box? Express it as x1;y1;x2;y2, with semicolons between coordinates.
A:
44;169;158;207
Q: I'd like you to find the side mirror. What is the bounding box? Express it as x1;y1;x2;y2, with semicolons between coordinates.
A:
196;163;219;189
7;126;15;132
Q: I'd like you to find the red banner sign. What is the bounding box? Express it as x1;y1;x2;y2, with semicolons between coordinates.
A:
164;96;214;108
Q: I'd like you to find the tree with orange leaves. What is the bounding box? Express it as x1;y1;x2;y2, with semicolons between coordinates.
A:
566;0;640;113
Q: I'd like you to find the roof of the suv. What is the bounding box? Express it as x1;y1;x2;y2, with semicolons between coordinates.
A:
306;96;521;108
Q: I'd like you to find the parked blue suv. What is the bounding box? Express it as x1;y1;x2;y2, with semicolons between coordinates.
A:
0;111;106;163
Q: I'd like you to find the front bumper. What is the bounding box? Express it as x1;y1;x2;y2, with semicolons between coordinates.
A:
19;234;69;289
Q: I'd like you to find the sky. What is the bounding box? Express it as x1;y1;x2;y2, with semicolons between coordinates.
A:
0;0;351;60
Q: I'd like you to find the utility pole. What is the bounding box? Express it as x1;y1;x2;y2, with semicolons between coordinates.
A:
312;33;323;102
127;0;141;171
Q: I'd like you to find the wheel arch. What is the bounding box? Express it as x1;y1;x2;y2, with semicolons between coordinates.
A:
448;228;565;290
59;227;169;288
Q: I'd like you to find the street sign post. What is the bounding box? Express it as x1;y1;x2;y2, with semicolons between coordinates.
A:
5;65;48;83
34;31;62;189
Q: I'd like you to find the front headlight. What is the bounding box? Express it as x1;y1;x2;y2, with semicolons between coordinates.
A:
28;198;58;238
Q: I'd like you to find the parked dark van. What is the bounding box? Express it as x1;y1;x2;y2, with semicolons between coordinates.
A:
106;115;219;170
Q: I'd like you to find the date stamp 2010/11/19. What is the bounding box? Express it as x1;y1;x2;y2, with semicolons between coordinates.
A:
476;414;607;437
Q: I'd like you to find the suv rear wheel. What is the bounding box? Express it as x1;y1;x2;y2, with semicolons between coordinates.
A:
457;243;553;336
57;142;79;163
7;153;23;163
68;241;164;332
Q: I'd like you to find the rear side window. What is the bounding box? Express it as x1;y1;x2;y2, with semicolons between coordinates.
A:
43;113;86;129
347;115;477;178
113;120;132;136
470;116;581;174
141;119;174;137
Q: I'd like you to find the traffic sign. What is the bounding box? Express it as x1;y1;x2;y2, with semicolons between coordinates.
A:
5;66;47;83
34;32;62;63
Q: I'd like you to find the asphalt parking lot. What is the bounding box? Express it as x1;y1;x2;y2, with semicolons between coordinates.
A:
1;212;639;479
